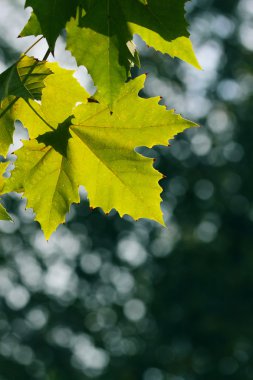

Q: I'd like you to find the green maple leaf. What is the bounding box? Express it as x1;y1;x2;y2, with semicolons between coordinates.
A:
66;0;200;107
23;0;79;51
5;73;195;238
3;62;89;238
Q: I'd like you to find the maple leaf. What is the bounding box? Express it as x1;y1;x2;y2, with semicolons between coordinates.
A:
4;138;80;238
66;0;201;107
2;62;89;238
23;0;79;51
5;74;195;238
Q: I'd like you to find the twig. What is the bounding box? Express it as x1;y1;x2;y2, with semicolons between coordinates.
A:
16;36;44;65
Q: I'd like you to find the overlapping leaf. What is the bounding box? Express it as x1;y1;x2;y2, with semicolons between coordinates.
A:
21;0;200;107
3;62;89;237
5;73;195;237
0;55;51;102
66;0;200;106
11;62;90;137
4;138;80;237
0;55;52;157
23;0;79;51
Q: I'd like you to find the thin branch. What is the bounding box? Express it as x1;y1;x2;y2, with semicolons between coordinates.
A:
42;48;51;61
16;36;44;65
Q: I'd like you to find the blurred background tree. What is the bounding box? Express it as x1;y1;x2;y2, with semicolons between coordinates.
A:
1;0;253;379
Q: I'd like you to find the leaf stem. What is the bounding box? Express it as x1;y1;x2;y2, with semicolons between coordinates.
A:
22;48;54;130
22;48;51;86
0;97;19;119
43;48;51;61
25;99;55;131
17;36;44;65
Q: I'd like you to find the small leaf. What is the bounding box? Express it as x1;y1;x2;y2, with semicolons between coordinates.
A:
0;55;52;102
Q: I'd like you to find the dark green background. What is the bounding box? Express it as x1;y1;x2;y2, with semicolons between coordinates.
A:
0;0;253;379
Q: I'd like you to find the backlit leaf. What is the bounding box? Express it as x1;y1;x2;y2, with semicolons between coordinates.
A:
12;61;89;138
6;75;196;237
0;98;15;157
24;0;79;50
66;0;200;106
0;55;52;102
5;139;79;239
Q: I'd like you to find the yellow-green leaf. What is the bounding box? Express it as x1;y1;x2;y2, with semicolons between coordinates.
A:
0;98;15;157
5;139;80;239
70;76;195;222
12;62;90;138
6;75;196;237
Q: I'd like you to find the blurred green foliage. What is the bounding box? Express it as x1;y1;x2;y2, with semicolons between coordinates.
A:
1;0;253;379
